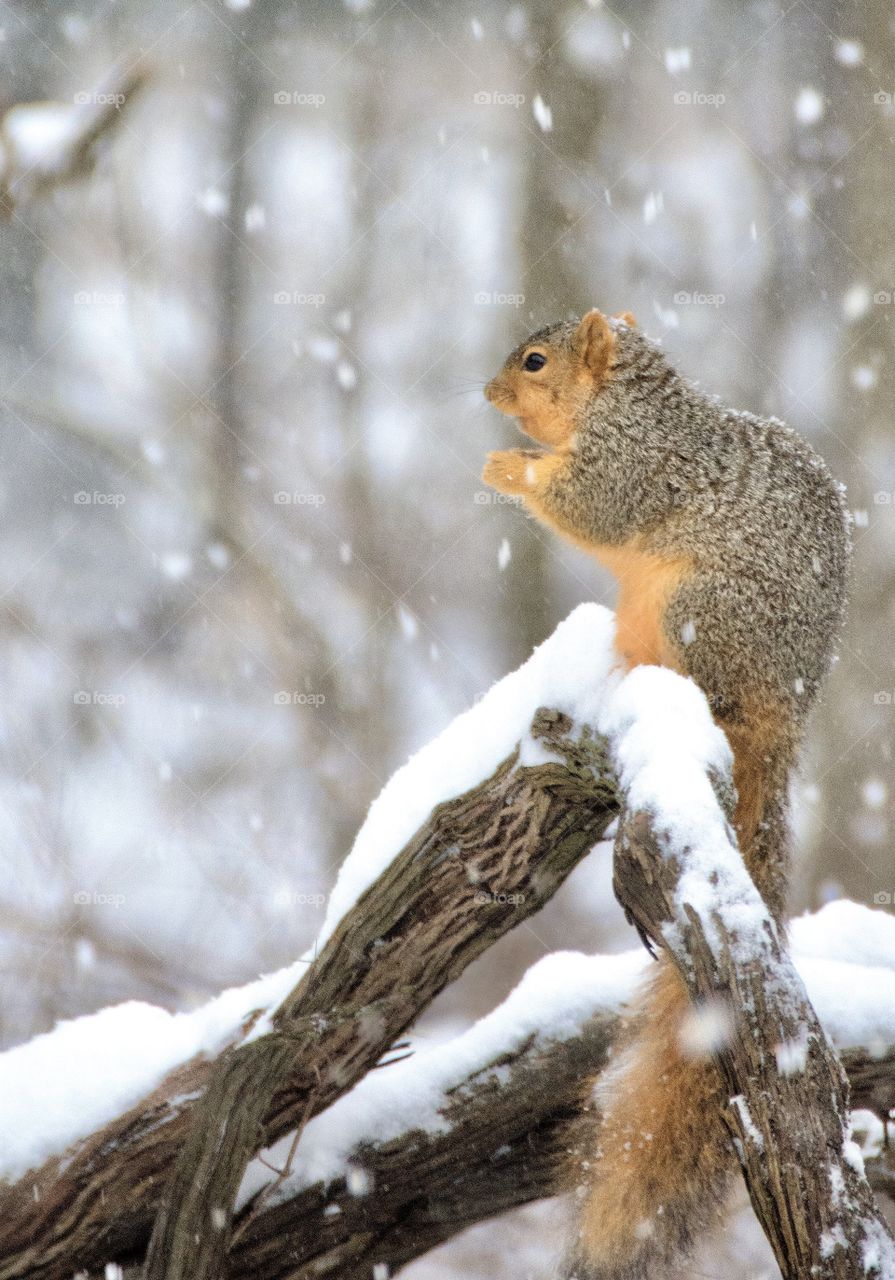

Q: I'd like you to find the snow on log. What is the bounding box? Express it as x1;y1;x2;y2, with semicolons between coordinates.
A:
608;664;895;1278
0;606;893;1278
0;605;621;1280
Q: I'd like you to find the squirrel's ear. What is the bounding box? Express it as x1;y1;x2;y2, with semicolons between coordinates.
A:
574;309;615;379
614;310;637;327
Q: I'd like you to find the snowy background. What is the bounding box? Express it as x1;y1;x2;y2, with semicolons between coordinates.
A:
0;0;893;1275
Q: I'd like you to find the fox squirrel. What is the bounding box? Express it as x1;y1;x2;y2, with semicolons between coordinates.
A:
482;309;850;1278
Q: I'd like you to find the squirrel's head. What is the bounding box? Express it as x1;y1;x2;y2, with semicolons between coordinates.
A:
484;309;636;449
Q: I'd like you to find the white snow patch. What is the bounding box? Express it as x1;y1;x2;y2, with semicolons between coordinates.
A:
730;1094;764;1149
237;948;645;1209
775;1029;809;1075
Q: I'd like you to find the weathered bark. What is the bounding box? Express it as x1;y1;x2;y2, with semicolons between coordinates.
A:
225;1035;895;1280
227;1008;619;1280
0;902;892;1278
0;709;617;1280
614;792;895;1279
2;682;893;1280
13;1011;893;1280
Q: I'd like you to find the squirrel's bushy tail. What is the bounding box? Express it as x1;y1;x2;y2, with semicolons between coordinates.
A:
566;961;731;1279
565;737;793;1278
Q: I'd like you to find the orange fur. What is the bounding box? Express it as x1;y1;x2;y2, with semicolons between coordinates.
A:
589;544;689;670
483;311;617;450
576;962;728;1271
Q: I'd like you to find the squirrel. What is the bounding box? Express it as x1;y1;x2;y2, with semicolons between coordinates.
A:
482;309;850;1279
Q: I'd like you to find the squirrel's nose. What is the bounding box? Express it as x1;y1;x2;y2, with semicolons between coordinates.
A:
484;379;499;403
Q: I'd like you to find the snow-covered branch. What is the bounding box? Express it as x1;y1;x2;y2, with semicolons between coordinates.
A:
609;666;895;1278
0;607;893;1279
0;68;146;212
0;607;621;1280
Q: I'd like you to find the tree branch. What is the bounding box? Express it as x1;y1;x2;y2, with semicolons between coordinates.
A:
0;708;617;1280
610;667;895;1278
0;631;893;1280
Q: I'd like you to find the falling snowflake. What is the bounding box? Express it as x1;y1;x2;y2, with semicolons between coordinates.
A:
398;605;419;640
795;86;824;124
663;47;691;74
159;551;192;581
643;191;663;224
532;94;553;132
336;360;357;390
842;284;871;320
196;186;229;217
834;39;863;66
244;202;266;232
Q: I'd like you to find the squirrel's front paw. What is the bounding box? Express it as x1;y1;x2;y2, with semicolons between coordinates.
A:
481;449;538;495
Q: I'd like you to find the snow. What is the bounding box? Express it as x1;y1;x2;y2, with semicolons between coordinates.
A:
1;606;895;1189
835;39;863;66
843;284;872;320
532;94;553;132
1;910;894;1186
663;47;691;74
730;1094;764;1149
237;947;646;1210
314;604;616;951
795;86;824;124
596;663;745;950
1;103;86;176
791;900;895;971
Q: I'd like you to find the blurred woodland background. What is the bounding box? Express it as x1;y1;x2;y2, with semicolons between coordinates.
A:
0;0;893;1275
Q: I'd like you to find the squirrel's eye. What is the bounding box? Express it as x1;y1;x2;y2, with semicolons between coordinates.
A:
523;352;546;372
